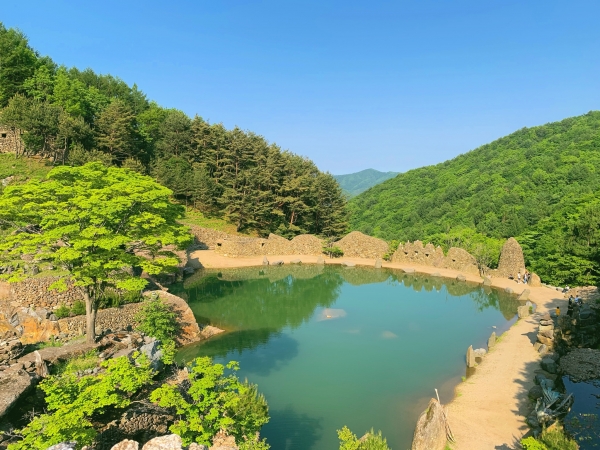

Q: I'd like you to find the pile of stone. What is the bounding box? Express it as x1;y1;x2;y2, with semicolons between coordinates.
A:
493;237;526;278
334;231;389;259
0;338;23;368
187;225;235;250
533;312;555;355
390;241;480;275
554;298;600;351
289;234;324;255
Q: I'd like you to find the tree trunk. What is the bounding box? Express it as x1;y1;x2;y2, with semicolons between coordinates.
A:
84;290;97;344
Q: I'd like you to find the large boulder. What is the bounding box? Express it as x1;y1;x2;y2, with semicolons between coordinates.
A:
496;237;526;278
466;345;476;368
141;434;182;450
411;398;448;450
145;291;202;346
529;273;542;287
111;440;139;450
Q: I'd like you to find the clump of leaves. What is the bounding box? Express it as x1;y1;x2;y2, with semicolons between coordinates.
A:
8;354;154;450
54;304;71;319
150;356;269;446
52;350;99;376
136;295;179;364
71;300;86;316
520;425;579;450
337;426;390;450
323;246;344;258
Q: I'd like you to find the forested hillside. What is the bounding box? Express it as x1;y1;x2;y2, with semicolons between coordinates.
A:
334;169;399;197
349;112;600;286
0;23;347;238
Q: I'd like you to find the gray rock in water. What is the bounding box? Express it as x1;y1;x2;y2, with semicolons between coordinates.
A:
271;260;284;266
482;276;492;286
316;256;325;265
290;259;302;264
466;345;476;368
411;398;447;450
456;274;466;282
141;434;182;450
139;341;164;371
517;305;530;319
487;331;497;350
541;357;558;374
110;439;139;450
504;287;514;294
528;385;543;401
262;256;269;266
374;258;382;269
404;268;415;274
473;348;487;358
46;444;77;450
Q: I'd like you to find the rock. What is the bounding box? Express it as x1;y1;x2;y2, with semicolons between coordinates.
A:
466;345;476;368
528;385;543;401
271;260;284;266
374;258;382;269
537;344;548;355
456;274;466;282
431;272;441;277
411;398;447;450
504;287;514;294
539;329;554;339
0;368;37;418
529;273;542;287
111;440;140;450
200;325;225;339
141;434;182;450
517;305;530;319
342;261;356;267
539;319;554;326
316;256;325;265
290;259;301;264
537;334;554;347
182;267;195;275
211;430;237;449
487;332;497;349
533;342;542;351
46;444;77;450
334;231;389;259
518;289;530;301
49;314;58;321
262;257;269;266
139;341;164;371
473;348;486;358
404;268;415;274
559;348;600;382
541;357;558;374
539;324;554;333
188;445;208;450
112;348;135;360
540;312;551;321
482;276;492;286
496;237;526;278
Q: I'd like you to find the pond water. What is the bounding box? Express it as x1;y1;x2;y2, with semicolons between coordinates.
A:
174;265;519;450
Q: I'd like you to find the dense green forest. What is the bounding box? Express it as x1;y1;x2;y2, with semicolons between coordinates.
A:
334;168;399;198
349;112;600;286
0;23;347;238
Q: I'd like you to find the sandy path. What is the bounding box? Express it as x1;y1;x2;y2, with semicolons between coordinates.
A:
190;250;566;450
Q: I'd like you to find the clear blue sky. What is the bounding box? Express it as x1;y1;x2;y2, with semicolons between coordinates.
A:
3;1;600;174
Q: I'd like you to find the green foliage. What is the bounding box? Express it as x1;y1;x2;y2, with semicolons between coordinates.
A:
136;295;179;364
521;425;579;450
8;355;154;450
349;112;600;285
0;162;192;342
150;356;269;446
52;350;98;375
337;426;391;450
383;239;400;261
54;304;71;319
323;246;344;258
238;436;271;450
71;300;86;316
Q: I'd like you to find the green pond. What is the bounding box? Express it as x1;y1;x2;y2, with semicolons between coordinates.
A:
174;265;520;450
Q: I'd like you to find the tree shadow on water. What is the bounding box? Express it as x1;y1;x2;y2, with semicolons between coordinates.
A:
262;406;323;450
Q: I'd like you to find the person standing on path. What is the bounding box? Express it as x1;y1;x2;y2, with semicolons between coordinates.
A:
517;272;521;284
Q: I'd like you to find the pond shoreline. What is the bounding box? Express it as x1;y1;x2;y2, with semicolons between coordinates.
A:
190;250;566;450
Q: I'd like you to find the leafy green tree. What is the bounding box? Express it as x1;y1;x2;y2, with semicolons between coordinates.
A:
95;98;139;163
136;295;179;363
0;23;39;106
337;426;390;450
0;163;192;343
8;355;155;450
150;356;269;446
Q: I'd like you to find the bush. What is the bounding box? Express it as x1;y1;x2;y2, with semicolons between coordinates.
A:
521;437;547;450
323;246;344;258
520;425;579;450
338;426;390;450
97;290;121;309
150;357;269;446
71;300;86;316
136;295;179;364
54;304;70;319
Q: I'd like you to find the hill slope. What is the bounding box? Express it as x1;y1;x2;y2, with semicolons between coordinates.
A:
334;169;399;197
349;112;600;286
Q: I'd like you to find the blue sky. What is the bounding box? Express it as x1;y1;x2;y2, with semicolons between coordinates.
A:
3;1;600;174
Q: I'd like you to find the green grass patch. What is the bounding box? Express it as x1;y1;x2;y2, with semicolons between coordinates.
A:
180;207;255;236
52;350;99;375
0;154;52;183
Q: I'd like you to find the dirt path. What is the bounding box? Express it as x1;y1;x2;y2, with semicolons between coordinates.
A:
190;250;566;450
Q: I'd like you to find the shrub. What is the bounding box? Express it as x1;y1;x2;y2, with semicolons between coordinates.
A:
52;350;99;375
323;246;344;258
71;300;86;316
150;357;269;446
54;304;71;319
338;426;390;450
520;425;579;450
136;295;179;364
521;437;547;450
97;290;121;309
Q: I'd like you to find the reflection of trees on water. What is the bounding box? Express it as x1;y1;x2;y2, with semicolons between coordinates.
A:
466;287;520;320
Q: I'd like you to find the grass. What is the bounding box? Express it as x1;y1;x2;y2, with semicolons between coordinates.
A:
0;153;52;184
52;350;99;375
179;207;257;236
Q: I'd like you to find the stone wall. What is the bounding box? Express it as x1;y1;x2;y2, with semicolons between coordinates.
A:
333;231;389;259
0;127;22;154
391;241;480;275
1;277;85;309
215;232;324;257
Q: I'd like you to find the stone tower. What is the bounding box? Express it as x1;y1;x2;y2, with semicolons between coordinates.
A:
496;237;526;277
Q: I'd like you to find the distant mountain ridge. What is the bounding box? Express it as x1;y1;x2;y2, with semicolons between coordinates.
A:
334;169;399;197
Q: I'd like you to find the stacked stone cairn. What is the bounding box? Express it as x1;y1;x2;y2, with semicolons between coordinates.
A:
533;312;555;355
